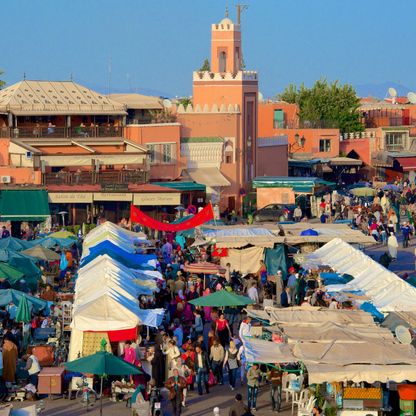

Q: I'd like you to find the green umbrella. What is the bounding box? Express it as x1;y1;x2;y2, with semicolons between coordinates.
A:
15;294;31;323
65;350;142;415
21;245;60;262
0;263;24;284
189;289;255;307
350;187;375;197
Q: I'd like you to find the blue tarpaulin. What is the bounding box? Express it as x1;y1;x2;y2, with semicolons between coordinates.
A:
80;240;156;270
320;272;353;286
360;302;384;321
300;228;319;236
265;245;287;278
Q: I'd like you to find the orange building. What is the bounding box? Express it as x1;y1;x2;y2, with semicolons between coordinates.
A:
177;15;263;212
258;101;340;158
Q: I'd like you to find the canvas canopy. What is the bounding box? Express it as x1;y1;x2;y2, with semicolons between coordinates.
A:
76;255;158;297
302;238;416;311
267;321;395;343
261;307;375;325
243;337;296;363
71;287;163;331
83;221;148;255
220;246;264;275
306;363;416;384
80;240;156;270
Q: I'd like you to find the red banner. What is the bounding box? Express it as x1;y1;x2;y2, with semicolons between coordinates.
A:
130;203;214;232
212;245;229;257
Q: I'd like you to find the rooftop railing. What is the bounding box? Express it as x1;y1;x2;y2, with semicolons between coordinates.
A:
2;126;124;139
43;170;147;186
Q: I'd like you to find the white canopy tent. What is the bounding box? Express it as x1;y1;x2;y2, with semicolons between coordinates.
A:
76;254;159;293
83;221;149;255
301;238;416;312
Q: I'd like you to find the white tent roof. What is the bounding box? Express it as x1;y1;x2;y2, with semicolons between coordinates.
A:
267;321;395;343
83;221;148;255
71;287;143;331
77;254;159;290
306;363;416;384
302;238;416;311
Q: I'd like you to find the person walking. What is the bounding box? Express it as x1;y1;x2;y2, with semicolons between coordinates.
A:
223;340;240;390
388;232;399;260
402;222;411;248
246;363;261;411
216;313;232;347
194;345;211;395
210;338;225;385
165;368;187;416
268;365;283;413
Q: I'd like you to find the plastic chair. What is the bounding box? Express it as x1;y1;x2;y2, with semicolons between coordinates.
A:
297;396;316;416
292;388;310;415
282;373;297;403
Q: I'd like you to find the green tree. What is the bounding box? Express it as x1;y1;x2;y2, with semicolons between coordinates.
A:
177;96;192;110
199;58;210;72
0;70;5;89
278;78;363;133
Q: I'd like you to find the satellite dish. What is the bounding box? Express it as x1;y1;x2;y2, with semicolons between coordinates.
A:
408;92;416;104
395;325;412;344
388;87;397;97
163;99;172;108
258;91;264;102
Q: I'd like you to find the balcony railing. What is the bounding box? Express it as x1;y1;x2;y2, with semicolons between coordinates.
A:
2;126;123;139
43;170;147;186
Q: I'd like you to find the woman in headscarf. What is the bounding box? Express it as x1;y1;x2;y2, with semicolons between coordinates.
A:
3;333;18;384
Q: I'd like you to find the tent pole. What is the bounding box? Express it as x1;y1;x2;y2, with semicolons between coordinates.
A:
100;376;103;416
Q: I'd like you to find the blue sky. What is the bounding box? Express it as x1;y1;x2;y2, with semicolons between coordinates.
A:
2;0;416;98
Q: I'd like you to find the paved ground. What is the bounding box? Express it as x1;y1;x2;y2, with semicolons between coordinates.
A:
10;381;294;415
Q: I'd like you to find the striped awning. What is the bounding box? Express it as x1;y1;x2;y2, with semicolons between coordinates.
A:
183;262;226;275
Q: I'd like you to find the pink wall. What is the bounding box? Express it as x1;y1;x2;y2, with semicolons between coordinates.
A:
124;123;183;180
272;128;340;158
340;138;372;165
256;146;288;177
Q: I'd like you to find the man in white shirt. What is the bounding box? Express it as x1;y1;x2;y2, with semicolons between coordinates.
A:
239;316;252;340
247;282;259;304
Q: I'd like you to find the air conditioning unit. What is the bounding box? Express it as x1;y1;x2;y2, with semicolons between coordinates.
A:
1;176;11;184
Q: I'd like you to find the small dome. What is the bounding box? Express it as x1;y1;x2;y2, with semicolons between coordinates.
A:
220;17;233;25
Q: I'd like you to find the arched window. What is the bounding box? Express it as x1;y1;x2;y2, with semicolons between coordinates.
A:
219;51;227;72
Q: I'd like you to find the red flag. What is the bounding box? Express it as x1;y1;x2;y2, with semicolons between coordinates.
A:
130;203;214;232
212;245;229;257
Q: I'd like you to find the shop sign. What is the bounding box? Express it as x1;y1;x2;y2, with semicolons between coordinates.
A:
48;193;93;203
133;192;180;206
93;193;133;202
101;183;129;192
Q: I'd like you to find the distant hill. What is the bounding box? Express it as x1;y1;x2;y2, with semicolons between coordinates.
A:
355;82;414;99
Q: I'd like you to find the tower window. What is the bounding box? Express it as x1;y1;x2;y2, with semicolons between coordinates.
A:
219;51;227;72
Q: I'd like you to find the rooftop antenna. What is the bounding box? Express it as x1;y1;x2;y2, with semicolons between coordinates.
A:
225;4;229;17
408;92;416;104
388;87;397;104
235;3;248;24
23;72;26;80
70;72;73;81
